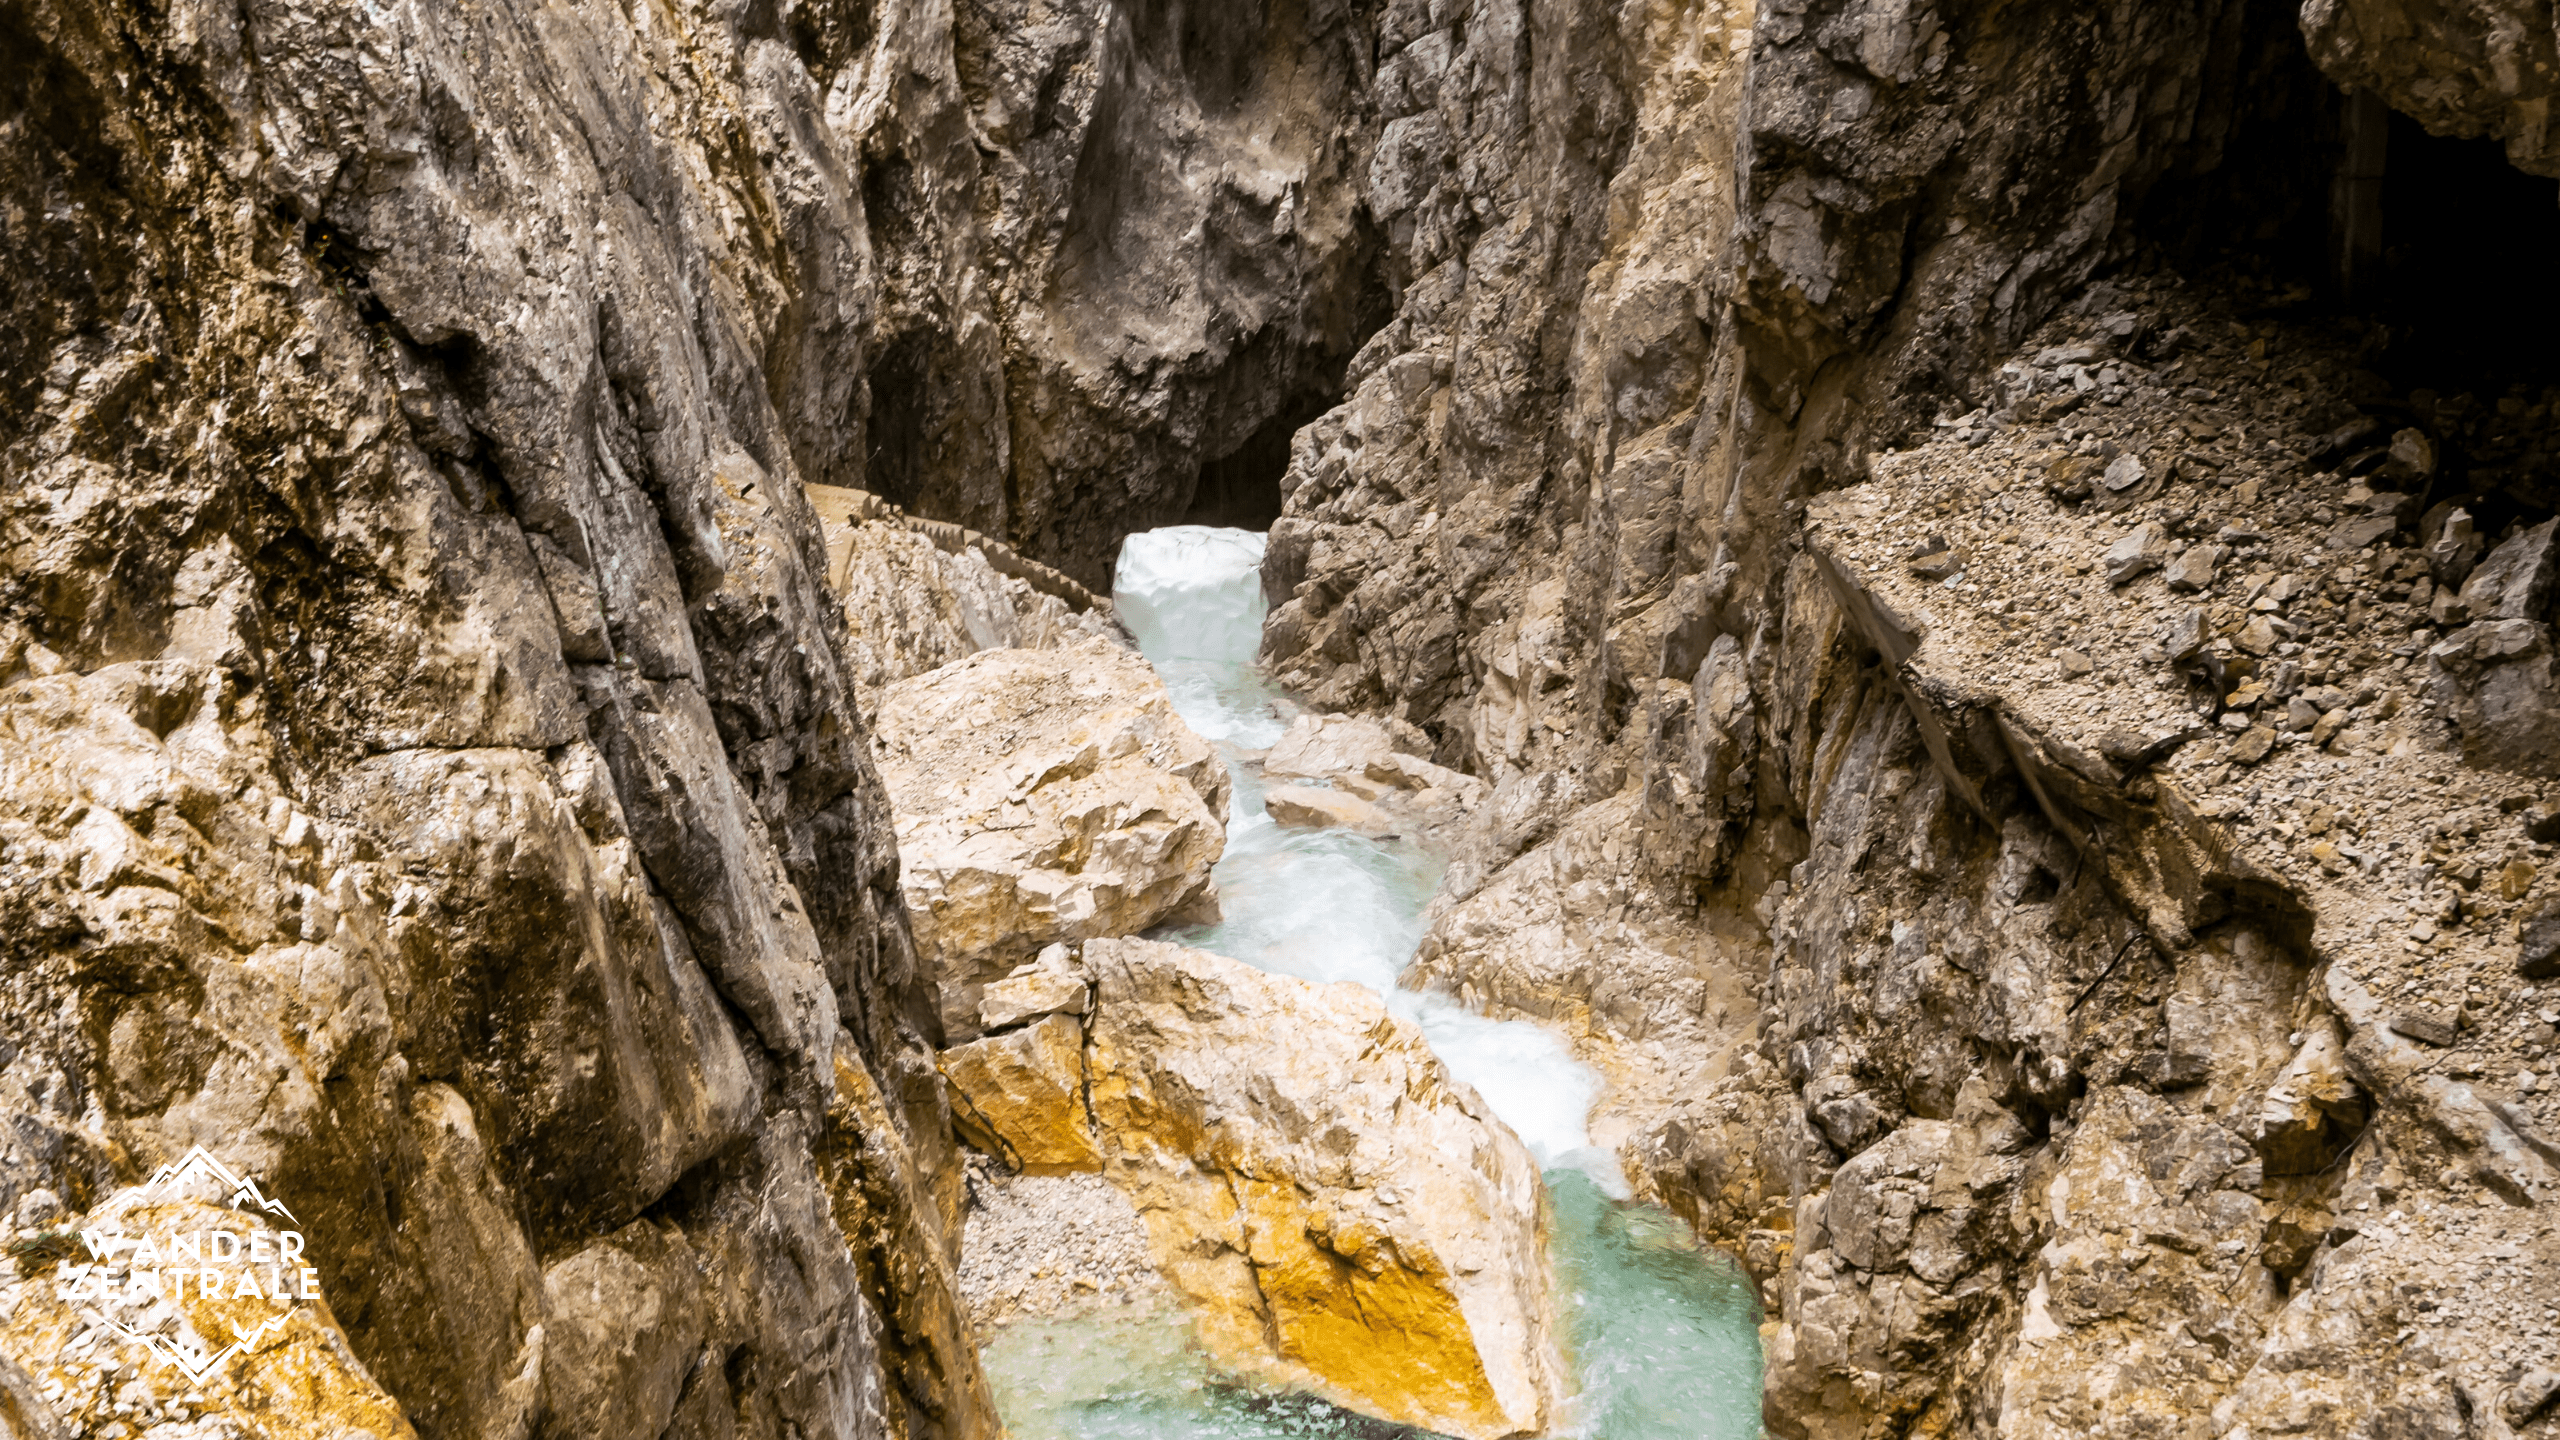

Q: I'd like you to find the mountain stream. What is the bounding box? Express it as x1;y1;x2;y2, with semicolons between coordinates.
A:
979;527;1764;1440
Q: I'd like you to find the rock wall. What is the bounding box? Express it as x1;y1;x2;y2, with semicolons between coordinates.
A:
2299;0;2560;177
864;637;1230;1037
1247;0;2560;1437
814;0;1392;582
0;2;989;1437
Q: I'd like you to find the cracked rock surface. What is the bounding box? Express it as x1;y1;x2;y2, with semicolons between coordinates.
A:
15;0;2560;1433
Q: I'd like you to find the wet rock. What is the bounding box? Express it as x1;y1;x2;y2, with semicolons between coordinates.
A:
1263;713;1436;782
1266;783;1395;832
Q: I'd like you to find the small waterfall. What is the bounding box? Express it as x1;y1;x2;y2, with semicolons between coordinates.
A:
981;526;1763;1440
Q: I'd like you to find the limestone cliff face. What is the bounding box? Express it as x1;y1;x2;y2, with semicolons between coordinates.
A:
0;2;986;1436
812;0;1390;582
1249;0;2560;1437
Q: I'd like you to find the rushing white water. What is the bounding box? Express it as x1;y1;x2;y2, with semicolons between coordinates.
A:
1113;529;1609;1167
980;525;1762;1440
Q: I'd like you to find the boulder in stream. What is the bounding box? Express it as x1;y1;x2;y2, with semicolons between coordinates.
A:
867;638;1230;1035
941;936;1565;1440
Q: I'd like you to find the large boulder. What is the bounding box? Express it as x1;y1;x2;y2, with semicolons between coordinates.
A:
943;937;1564;1440
939;1013;1104;1172
867;640;1230;1033
1262;711;1437;781
1257;712;1489;839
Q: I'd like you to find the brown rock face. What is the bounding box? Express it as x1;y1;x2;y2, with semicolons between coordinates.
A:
1237;1;2560;1437
2300;0;2560;177
940;1014;1105;1173
0;2;987;1436
16;0;2560;1433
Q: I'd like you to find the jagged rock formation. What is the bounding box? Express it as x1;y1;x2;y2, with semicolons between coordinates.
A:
1260;711;1490;840
2301;0;2560;177
1244;2;2560;1438
872;631;1558;1436
943;936;1565;1440
0;2;989;1437
806;0;1390;582
864;637;1230;1036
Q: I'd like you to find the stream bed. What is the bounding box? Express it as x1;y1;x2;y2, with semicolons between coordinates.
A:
979;527;1763;1439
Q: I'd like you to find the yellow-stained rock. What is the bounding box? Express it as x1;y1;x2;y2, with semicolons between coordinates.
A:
0;1198;420;1440
1234;1177;1508;1433
1079;938;1562;1440
940;1014;1103;1173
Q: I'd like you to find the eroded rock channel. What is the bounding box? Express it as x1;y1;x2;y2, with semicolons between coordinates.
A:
7;0;2560;1436
903;527;1761;1438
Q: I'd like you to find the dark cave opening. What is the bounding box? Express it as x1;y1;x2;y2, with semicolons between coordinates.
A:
2128;1;2560;527
1184;390;1333;531
2367;111;2560;394
863;332;930;513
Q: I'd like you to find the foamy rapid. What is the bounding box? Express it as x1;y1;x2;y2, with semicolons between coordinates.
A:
983;526;1763;1440
1110;526;1609;1167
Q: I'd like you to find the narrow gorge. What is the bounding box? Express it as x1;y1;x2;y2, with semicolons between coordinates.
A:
3;0;2559;1437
